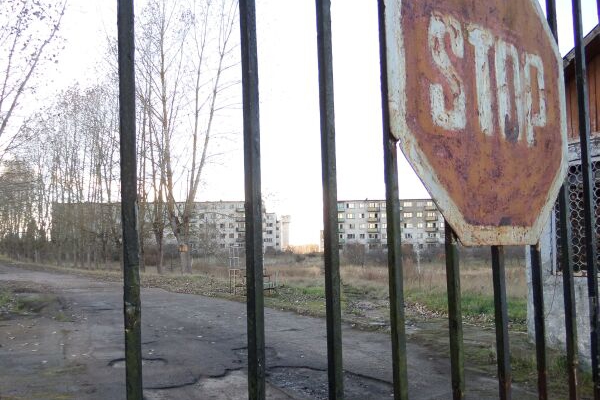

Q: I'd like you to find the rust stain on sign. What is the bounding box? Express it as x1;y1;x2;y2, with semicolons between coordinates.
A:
384;0;567;246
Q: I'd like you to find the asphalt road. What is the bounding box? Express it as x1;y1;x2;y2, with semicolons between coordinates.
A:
0;263;536;399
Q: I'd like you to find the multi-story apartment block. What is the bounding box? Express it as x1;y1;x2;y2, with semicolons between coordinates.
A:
336;199;445;250
156;201;289;254
52;201;290;256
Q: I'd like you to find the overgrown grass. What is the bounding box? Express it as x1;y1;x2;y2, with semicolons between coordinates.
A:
405;288;527;325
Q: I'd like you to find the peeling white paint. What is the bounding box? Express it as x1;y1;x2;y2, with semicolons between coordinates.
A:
495;39;524;142
428;12;466;131
523;53;547;146
467;24;495;137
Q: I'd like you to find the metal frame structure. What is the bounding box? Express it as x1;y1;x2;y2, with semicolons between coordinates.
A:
114;0;599;399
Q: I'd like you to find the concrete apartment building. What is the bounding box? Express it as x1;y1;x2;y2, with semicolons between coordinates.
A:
336;199;445;250
52;200;290;255
151;201;290;254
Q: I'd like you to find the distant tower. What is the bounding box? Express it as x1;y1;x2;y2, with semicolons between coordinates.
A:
281;215;291;250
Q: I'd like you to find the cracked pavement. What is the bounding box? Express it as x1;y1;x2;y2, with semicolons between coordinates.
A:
0;263;536;399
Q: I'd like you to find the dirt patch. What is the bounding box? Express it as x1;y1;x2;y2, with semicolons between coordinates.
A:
0;281;67;321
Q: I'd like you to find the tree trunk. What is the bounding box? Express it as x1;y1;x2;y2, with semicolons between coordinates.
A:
179;248;192;274
139;238;146;273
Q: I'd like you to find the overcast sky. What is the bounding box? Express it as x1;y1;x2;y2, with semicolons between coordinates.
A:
26;0;600;245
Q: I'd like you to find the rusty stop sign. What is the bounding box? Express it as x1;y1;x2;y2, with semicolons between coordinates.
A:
383;0;568;246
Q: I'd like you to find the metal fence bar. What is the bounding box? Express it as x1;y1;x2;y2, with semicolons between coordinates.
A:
571;0;600;397
445;224;464;399
239;1;266;398
315;1;344;398
530;245;548;400
377;4;409;398
544;2;581;397
559;185;581;399
491;245;512;400
117;1;143;398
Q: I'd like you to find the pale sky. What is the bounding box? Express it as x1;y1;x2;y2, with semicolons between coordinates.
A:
18;0;600;245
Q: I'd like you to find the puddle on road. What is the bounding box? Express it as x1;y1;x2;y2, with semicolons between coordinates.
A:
144;370;294;400
109;357;167;368
267;366;393;400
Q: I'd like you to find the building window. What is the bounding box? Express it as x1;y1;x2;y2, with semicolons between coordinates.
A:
347;233;355;239
427;212;436;217
426;201;434;207
416;212;423;217
368;202;377;208
417;223;423;228
359;223;366;229
404;212;413;218
359;213;365;218
428;233;437;238
426;222;434;228
220;223;225;229
404;201;413;207
369;212;378;219
359;233;365;239
405;233;413;239
381;202;386;208
382;223;387;229
358;203;364;208
229;233;234;238
417;201;424;207
348;223;355;229
347;202;355;209
339;223;344;230
346;213;354;219
339;234;343;239
404;223;413;228
338;212;344;219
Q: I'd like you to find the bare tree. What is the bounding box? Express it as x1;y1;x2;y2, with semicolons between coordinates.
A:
0;0;67;142
138;0;239;273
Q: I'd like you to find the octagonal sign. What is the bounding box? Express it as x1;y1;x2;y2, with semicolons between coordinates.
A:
383;0;568;246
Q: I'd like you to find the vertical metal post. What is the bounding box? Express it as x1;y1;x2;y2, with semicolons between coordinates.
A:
530;244;548;400
117;1;143;398
545;2;580;397
445;224;464;399
377;2;409;398
492;245;512;400
571;1;600;397
239;1;265;399
315;1;344;398
559;185;581;400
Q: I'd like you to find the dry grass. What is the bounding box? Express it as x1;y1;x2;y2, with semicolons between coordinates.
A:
189;253;528;301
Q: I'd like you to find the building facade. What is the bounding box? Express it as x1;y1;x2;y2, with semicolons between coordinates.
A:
336;198;445;250
525;24;600;367
52;200;290;256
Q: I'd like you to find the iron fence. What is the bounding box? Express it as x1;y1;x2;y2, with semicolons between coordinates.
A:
115;0;600;399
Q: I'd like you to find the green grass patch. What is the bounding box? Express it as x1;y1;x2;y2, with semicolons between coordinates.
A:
298;286;325;297
0;289;12;307
405;288;527;324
